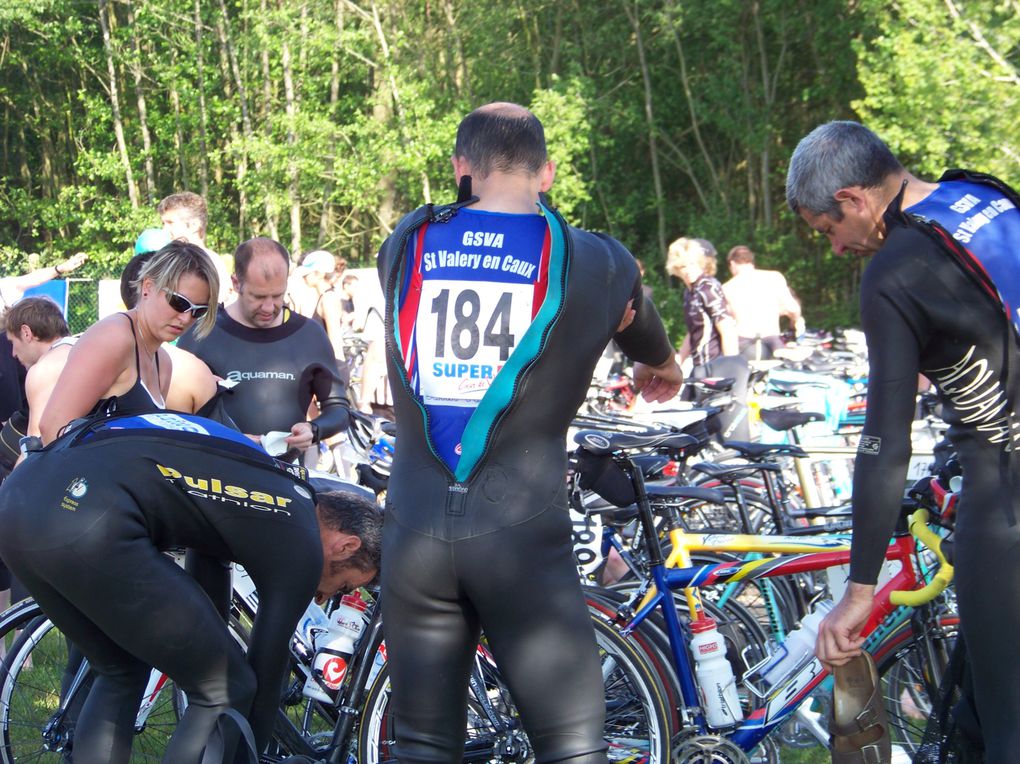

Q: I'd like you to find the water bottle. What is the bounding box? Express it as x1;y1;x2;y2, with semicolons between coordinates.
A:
759;600;833;689
367;642;387;689
302;620;356;703
296;600;331;651
690;618;743;728
328;591;370;643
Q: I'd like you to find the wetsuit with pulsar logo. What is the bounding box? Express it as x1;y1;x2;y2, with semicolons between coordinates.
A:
377;198;673;763
179;306;348;438
849;172;1020;763
0;412;320;764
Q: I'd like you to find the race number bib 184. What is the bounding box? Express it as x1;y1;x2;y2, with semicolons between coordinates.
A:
416;279;535;406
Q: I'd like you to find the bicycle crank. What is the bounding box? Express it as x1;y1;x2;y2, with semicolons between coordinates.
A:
673;733;751;764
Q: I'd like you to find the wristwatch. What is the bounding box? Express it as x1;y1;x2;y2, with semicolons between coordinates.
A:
309;421;321;444
19;435;43;455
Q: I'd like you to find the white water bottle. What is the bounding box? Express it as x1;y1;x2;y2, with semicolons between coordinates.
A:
302;619;356;703
690;618;743;727
328;591;370;642
760;599;833;689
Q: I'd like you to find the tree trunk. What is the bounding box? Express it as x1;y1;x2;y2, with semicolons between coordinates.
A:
260;0;278;240
621;0;665;257
168;47;189;189
282;31;301;255
194;0;210;197
318;0;344;246
125;0;156;202
215;0;255;238
669;14;722;202
440;0;470;99
98;0;139;208
368;0;402;234
17;123;32;194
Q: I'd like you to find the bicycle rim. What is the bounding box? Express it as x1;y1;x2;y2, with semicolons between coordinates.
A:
358;616;672;763
875;615;959;758
0;616;181;763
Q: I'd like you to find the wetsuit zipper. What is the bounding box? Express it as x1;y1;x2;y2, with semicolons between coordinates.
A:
383;201;572;493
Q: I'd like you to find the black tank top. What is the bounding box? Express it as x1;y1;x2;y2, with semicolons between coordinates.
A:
92;314;164;416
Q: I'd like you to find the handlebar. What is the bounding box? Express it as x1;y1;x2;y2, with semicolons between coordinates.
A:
889;509;955;607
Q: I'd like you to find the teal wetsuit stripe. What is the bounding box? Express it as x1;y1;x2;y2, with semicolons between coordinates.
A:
454;204;567;481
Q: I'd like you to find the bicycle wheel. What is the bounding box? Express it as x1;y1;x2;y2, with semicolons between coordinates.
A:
358;615;673;763
873;613;959;758
0;615;184;763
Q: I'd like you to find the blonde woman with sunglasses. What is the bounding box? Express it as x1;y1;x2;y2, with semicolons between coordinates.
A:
38;241;219;444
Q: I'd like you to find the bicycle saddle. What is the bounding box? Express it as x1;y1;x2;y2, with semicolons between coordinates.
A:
691;461;781;481
724;440;809;459
573;429;699;456
759;408;826;431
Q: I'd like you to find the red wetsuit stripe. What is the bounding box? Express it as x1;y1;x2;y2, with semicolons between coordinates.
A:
399;224;429;380
532;226;551;317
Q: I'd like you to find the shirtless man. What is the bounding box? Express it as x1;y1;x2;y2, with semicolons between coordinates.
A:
4;297;74;439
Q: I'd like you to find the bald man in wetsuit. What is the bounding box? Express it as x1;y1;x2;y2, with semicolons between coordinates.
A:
377;102;682;763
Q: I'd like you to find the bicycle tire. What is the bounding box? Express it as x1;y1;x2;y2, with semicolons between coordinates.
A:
873;613;959;758
0;614;186;763
357;614;673;763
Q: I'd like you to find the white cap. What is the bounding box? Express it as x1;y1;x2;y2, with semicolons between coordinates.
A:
296;250;336;276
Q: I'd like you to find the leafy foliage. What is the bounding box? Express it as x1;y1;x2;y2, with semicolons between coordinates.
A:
1;0;1017;336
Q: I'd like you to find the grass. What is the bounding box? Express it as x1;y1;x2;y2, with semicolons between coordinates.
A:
2;620;177;762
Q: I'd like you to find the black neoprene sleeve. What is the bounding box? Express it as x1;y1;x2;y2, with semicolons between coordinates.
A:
848;284;922;583
613;259;673;367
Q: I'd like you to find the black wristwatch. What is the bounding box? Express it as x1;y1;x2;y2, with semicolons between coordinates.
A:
308;421;321;444
19;435;43;455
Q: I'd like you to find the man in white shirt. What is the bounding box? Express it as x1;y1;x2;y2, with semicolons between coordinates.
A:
722;245;804;360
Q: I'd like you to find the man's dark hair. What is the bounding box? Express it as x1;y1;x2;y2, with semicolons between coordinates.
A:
233;237;291;283
317;490;382;574
3;296;69;341
786;121;903;219
727;245;755;265
454;103;547;178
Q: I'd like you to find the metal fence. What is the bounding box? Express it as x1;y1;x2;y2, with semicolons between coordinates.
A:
66;278;100;334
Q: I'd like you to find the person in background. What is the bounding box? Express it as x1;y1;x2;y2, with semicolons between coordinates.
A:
0;252;87;309
666;236;750;441
343;273;390;417
4;297;74;441
177;237;350;458
158;191;233;304
38;241;218;443
339;273;359;329
0;296;73;631
722;245;804;360
294;250;348;375
120;247;232;421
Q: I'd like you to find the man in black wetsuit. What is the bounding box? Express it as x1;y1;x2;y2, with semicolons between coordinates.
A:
377;102;682;763
787;120;1020;762
0;411;381;764
179;237;350;459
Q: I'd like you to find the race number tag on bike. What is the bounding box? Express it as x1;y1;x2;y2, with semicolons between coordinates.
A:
415;280;534;406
